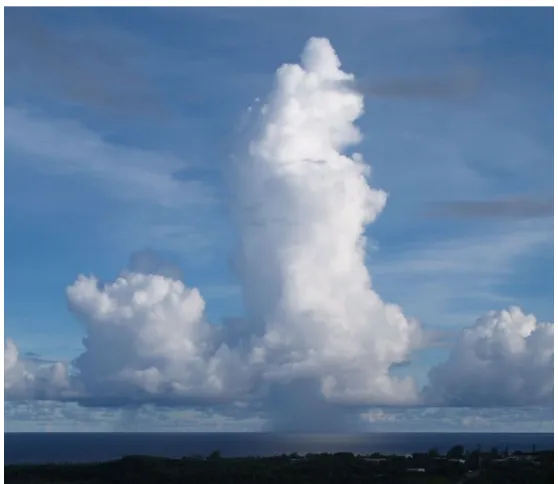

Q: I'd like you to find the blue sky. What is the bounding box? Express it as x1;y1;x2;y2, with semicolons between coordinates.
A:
4;7;554;432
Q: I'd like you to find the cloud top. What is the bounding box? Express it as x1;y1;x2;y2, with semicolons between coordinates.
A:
232;37;421;411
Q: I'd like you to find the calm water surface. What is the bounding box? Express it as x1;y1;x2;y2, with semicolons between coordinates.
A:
4;432;553;464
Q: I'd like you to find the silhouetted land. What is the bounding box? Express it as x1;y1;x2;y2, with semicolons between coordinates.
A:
5;447;553;484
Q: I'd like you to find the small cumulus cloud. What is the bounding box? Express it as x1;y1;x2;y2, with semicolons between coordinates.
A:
66;271;250;407
423;307;553;406
4;339;72;401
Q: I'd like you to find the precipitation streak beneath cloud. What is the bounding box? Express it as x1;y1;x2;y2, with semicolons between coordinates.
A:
4;37;554;428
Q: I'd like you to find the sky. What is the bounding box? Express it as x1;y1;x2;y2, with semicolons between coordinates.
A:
4;7;554;433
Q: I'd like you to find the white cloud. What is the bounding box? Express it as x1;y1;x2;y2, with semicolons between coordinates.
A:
4;270;252;408
66;272;251;405
423;307;553;406
4;339;71;401
230;37;421;410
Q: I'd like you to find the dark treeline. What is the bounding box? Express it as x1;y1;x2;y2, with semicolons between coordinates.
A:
5;447;553;484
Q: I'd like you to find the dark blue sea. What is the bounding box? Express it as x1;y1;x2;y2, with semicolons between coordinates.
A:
4;432;554;464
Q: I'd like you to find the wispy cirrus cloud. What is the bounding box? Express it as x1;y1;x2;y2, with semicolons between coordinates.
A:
5;106;222;256
375;222;551;278
370;219;553;328
5;107;214;209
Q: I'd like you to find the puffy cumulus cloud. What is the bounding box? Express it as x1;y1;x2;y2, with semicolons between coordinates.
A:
423;307;553;406
231;37;421;411
4;271;253;408
66;272;251;405
5;339;71;401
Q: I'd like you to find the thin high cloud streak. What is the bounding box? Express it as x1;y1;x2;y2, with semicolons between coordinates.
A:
4;38;553;429
369;217;553;331
5;107;214;210
425;197;553;219
355;67;480;101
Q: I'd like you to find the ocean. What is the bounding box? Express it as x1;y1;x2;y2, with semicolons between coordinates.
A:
4;432;554;464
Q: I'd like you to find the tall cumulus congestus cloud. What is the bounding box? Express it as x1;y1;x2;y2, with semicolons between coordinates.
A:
231;37;422;406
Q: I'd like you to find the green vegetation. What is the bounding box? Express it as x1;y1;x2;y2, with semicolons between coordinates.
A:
5;447;553;484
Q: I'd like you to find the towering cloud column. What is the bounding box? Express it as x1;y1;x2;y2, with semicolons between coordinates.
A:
232;38;421;411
